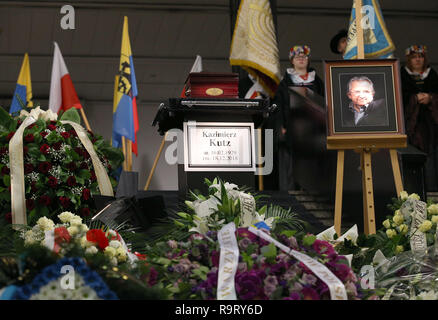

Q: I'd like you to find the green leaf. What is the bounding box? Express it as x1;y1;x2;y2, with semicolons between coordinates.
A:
59;108;81;124
303;235;316;246
3;175;10;187
280;230;297;238
260;243;277;260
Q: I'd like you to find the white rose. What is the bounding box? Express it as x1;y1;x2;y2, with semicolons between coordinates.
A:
432;215;438;224
69;217;83;226
37;217;55;232
58;212;75;223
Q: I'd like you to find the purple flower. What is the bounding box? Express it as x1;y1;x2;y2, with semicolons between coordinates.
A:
235;270;264;300
301;273;318;286
312;240;336;256
238;238;251;250
236;228;257;242
148;267;158;286
264;283;277;297
302;287;320;300
285;292;301;300
327;262;351;282
264;275;278;287
211;250;220;267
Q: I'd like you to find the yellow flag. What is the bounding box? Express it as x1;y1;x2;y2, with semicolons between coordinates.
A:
229;0;281;98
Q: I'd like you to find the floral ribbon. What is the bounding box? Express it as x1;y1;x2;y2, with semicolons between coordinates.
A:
9;108;114;229
217;222;239;300
60;121;114;197
403;199;428;255
10;115;37;227
249;226;348;300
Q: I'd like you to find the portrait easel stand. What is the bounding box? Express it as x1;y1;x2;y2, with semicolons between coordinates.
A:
327;135;406;235
329;0;407;236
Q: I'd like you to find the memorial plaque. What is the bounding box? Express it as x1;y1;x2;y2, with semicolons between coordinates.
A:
183;122;255;172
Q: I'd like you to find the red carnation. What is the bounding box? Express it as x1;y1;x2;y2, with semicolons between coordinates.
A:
1;166;9;175
39;195;52;206
59;196;71;209
48;176;58;187
23;146;28;155
61;132;70;139
47;124;56;131
27;123;36;129
90;171;96;181
82;188;91;201
38;162;52;174
40;144;50;154
86;229;109;250
24;134;34;143
80;162;88;170
5;212;12;223
52;141;62;150
26;199;35;211
6;132;15;141
40;131;48;138
24;163;34;174
80;207;91;217
67;176;76;187
0;147;8;155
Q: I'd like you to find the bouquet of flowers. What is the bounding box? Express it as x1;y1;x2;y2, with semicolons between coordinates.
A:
173;178;304;236
144;227;377;300
0;107;124;226
335;191;438;271
22;212;131;266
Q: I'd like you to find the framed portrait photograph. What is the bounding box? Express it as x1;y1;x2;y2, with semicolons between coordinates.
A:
324;59;404;136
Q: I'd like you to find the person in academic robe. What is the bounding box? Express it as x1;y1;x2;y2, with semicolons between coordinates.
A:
401;45;438;191
273;45;325;191
330;29;348;57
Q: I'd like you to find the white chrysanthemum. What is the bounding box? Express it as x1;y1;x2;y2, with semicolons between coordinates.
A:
69;217;83;226
104;246;117;258
116;247;127;262
80;236;92;248
408;193;421;200
110;257;118;266
74;286;100;300
58;212;75;223
419;220;433;233
432;215;438;224
428;204;438;215
417;290;438;300
67;226;80;236
399;191;409;200
85;246;98;255
109;240;121;249
37;217;55;232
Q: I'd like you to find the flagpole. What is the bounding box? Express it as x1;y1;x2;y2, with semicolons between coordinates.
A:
355;0;365;59
144;132;167;190
121;136;128;171
127;140;133;171
79;108;92;132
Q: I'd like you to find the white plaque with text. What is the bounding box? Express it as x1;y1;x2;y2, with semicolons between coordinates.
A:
183;122;255;172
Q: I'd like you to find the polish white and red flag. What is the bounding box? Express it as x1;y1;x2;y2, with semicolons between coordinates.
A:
48;42;82;113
